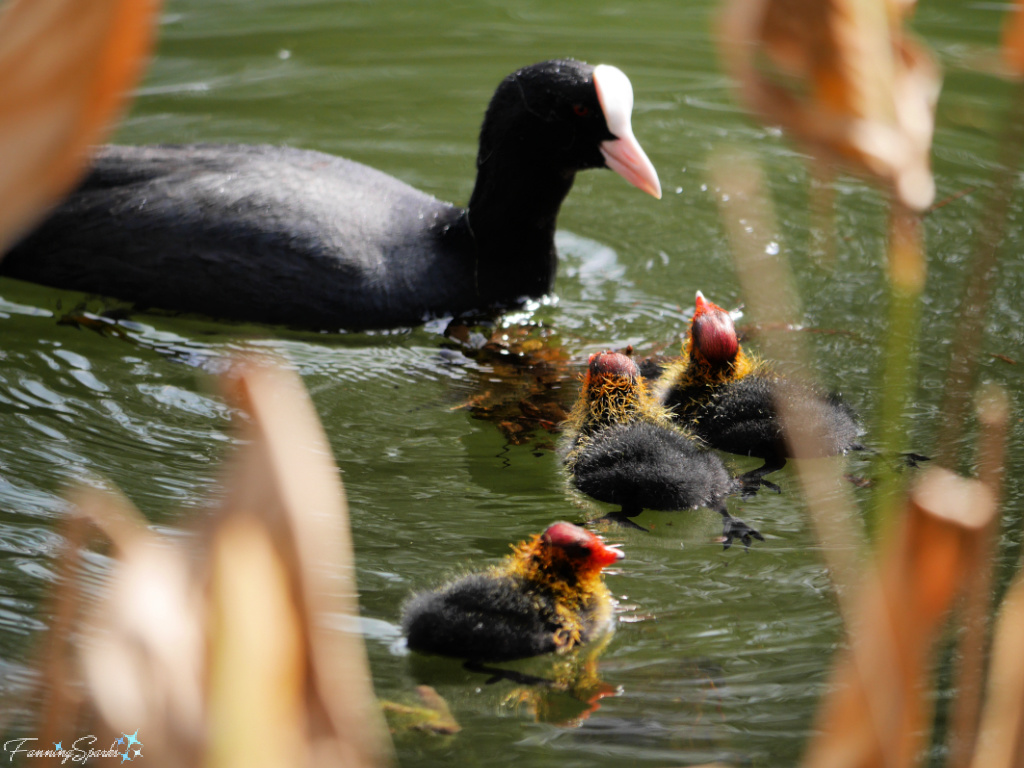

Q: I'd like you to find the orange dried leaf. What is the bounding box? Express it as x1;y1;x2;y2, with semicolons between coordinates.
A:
0;0;159;252
969;572;1024;768
1002;0;1024;78
218;360;394;768
207;517;306;768
718;0;941;210
801;468;996;768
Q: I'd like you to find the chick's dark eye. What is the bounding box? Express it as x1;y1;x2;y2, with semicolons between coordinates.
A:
573;104;590;117
563;543;590;560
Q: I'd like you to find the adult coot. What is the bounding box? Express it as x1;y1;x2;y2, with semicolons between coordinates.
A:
2;60;661;331
560;352;762;548
652;291;864;490
402;522;623;662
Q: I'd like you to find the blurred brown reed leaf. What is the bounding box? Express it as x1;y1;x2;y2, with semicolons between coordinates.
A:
0;0;159;254
934;4;1024;470
1003;0;1024;77
800;468;996;768
969;568;1024;768
947;387;1009;768
707;149;866;609
40;359;394;768
717;0;941;211
73;487;206;767
709;148;1019;768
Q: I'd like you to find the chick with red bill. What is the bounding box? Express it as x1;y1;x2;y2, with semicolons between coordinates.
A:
652;291;863;491
402;522;623;663
560;351;763;548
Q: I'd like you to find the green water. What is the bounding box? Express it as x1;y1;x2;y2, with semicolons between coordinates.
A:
1;0;1023;765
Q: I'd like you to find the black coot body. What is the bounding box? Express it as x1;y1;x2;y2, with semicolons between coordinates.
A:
402;522;622;662
1;60;660;331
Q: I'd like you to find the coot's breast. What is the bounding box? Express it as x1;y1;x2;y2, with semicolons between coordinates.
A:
3;144;471;330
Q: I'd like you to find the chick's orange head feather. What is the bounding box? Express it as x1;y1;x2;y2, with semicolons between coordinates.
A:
690;291;738;364
542;522;624;569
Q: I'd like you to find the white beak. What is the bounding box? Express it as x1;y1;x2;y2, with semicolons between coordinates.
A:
594;64;662;199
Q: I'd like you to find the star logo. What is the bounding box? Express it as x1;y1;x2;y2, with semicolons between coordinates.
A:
115;731;143;762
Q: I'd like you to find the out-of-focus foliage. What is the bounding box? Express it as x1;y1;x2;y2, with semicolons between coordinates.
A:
37;361;395;768
717;0;941;210
0;0;159;253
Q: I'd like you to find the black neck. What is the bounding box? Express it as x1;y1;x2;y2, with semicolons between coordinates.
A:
454;153;577;304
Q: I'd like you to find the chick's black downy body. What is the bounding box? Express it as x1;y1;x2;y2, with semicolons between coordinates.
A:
654;292;863;489
570;420;736;517
669;374;862;462
404;572;602;663
561;352;762;548
402;522;622;663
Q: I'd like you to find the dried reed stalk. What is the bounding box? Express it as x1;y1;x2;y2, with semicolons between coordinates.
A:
708;150;865;605
36;359;393;768
716;0;941;211
969;568;1024;768
215;360;393;768
932;82;1024;469
711;6;1021;768
35;513;90;749
946;387;1010;768
801;468;996;768
710;149;908;768
0;0;160;253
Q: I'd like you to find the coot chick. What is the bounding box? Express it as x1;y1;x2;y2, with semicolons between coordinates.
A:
2;60;661;331
560;352;762;548
402;522;623;662
653;291;863;490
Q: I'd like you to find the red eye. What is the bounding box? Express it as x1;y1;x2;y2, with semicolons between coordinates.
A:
573;104;590;117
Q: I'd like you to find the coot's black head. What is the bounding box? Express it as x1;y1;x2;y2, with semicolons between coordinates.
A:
478;59;661;198
690;291;739;365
